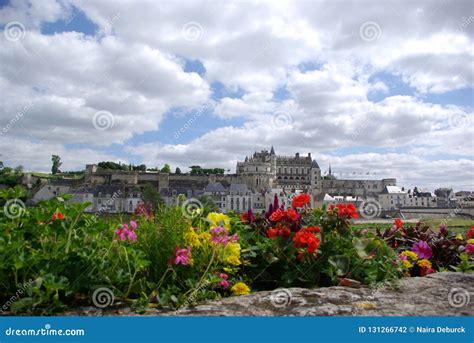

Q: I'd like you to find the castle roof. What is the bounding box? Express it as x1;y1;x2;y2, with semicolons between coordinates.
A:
382;186;406;194
93;185;124;197
205;182;226;193
311;159;320;168
230;183;249;192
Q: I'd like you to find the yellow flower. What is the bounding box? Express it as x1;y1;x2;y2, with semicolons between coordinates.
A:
184;227;201;248
417;259;432;268
467;239;474;244
401;250;418;261
402;260;413;269
207;212;231;230
223;242;242;266
226;255;241;266
231;282;250;296
456;234;464;240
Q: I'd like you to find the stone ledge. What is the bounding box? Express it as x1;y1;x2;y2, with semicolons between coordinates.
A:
65;272;474;316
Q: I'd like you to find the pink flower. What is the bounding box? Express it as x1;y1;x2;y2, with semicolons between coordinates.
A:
114;221;138;242
412;240;433;259
466;244;474;254
210;227;239;246
219;273;229;288
174;246;192;265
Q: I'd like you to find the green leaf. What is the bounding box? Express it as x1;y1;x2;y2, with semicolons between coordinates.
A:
328;255;350;276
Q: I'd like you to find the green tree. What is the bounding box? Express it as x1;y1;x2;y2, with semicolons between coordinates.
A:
51;155;62;175
142;184;163;207
175;167;181;174
160;164;171;173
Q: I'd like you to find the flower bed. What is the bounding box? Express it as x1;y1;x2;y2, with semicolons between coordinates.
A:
0;187;472;314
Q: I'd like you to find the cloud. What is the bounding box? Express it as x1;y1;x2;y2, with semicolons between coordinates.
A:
0;0;472;190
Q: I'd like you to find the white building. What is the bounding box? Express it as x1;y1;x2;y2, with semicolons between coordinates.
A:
378;186;408;210
406;188;437;208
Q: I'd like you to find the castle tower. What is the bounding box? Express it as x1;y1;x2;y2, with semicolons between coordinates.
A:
310;160;322;195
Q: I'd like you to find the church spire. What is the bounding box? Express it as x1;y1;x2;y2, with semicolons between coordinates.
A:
329;164;332;175
270;146;275;155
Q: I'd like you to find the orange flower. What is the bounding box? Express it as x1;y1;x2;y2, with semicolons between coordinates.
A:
394;218;404;228
286;208;298;221
267;228;279;238
306;226;321;233
267;224;291;238
329;203;358;219
293;227;320;253
292;193;311;208
52;212;65;221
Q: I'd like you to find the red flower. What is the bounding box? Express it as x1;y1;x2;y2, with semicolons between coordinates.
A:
420;266;436;277
52;212;65;220
293;227;320;253
292;193;311;208
329;203;359;219
394;218;404;228
306;226;321;233
280;226;291;237
267;224;291;238
286;208;298;221
267;228;279;238
270;208;284;222
467;226;474;239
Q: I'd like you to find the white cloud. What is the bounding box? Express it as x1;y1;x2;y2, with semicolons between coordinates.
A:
0;0;472;190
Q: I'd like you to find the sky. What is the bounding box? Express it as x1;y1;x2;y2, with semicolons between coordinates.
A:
0;0;472;191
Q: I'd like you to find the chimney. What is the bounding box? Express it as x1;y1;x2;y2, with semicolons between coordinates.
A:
308;153;311;159
295;152;300;158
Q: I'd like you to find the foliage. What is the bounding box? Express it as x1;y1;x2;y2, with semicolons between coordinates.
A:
141;184;163;208
51;155;62;175
97;161;146;171
189;165;225;175
0;189;470;315
0;167;22;187
160;164;171;173
376;221;474;275
239;202;400;289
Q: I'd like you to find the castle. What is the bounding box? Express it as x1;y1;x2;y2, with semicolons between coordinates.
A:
28;147;397;213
